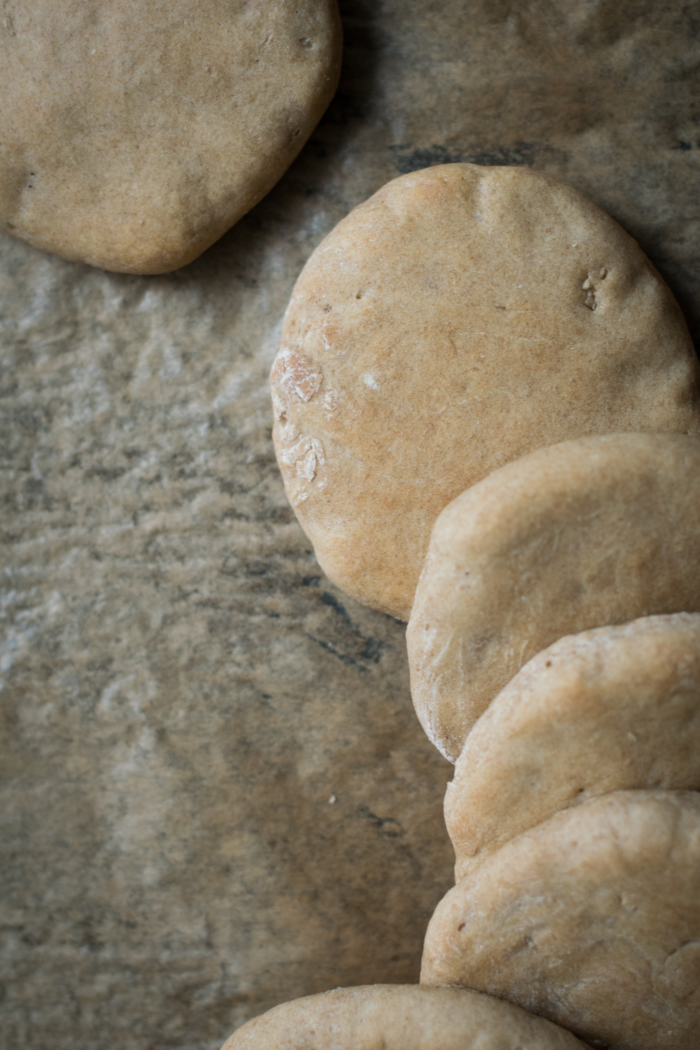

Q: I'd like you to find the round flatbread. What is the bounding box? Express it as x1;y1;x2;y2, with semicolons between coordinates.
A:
407;432;700;761
447;613;700;880
0;0;342;273
221;983;589;1050
421;791;700;1050
271;163;700;619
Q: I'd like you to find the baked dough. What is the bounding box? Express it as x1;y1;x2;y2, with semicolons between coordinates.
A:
221;983;589;1049
446;613;700;880
271;163;700;619
421;791;700;1050
407;432;700;761
0;0;342;273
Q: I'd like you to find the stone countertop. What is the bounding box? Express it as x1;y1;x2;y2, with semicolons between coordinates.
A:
2;2;699;1048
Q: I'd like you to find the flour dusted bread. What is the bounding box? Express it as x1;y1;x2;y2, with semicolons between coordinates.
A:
0;0;341;273
271;163;700;619
408;432;700;761
221;984;589;1049
447;613;700;879
422;791;700;1050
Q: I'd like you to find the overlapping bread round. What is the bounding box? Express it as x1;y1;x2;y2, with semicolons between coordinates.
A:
409;435;700;1048
445;613;700;881
221;984;589;1049
407;431;700;761
271;163;700;619
1;0;342;273
422;791;700;1050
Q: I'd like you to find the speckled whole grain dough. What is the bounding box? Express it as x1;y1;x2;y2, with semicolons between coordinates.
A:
0;0;341;273
422;791;700;1050
220;983;590;1050
407;432;700;761
271;163;700;620
447;613;700;880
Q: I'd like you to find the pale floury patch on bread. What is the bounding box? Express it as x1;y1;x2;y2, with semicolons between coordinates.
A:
422;790;700;1050
407;432;700;761
0;0;342;273
447;613;700;880
221;983;590;1049
271;164;700;620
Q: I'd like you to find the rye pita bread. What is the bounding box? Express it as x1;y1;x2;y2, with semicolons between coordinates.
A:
407;432;700;761
271;163;700;620
447;613;700;880
0;0;341;273
221;983;589;1050
421;790;700;1050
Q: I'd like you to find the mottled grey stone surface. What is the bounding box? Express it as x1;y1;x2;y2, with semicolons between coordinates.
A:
1;2;700;1048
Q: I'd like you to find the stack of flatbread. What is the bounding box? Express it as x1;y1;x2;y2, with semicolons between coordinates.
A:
257;164;700;1050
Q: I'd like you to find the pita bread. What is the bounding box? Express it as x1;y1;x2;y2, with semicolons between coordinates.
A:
221;983;589;1049
271;164;700;619
422;790;700;1050
446;613;700;880
408;432;700;761
0;0;342;273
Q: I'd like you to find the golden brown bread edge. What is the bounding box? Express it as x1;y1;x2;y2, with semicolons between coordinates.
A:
221;984;591;1049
